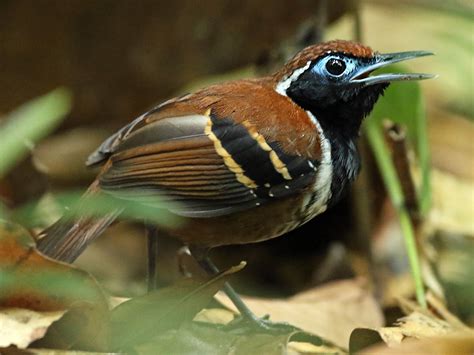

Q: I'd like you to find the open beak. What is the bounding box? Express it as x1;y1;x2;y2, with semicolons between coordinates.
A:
350;50;436;86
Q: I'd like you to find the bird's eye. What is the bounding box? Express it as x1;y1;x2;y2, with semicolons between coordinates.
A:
325;58;346;76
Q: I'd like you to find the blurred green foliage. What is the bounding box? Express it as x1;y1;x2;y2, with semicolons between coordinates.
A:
12;190;181;229
0;88;181;227
0;88;72;178
110;262;245;351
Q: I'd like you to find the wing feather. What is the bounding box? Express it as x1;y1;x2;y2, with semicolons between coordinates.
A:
98;114;263;217
96;110;318;217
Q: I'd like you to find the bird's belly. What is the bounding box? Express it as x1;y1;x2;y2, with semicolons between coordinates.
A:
293;188;330;227
166;189;329;248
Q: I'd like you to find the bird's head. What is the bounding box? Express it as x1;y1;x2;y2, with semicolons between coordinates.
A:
274;40;434;138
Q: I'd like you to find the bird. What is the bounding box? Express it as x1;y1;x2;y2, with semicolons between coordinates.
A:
36;40;433;330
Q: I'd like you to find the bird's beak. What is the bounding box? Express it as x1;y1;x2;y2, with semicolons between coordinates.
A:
350;50;436;86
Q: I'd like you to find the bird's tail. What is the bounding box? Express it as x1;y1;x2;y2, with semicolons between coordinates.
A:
36;180;122;263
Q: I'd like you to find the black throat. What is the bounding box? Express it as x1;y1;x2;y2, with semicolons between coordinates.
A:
289;83;388;141
287;85;387;205
313;105;362;206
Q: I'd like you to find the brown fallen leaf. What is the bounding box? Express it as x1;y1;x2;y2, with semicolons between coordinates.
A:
215;278;384;349
423;170;474;321
0;308;65;348
0;221;107;311
429;170;474;237
377;311;456;346
0;220;107;312
0;220;109;350
350;296;474;352
360;333;474;355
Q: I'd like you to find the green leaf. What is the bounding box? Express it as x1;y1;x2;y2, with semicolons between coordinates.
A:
12;190;182;228
110;262;246;351
136;320;297;355
0;88;72;177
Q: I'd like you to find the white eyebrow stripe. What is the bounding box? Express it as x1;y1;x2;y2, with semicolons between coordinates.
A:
275;60;312;97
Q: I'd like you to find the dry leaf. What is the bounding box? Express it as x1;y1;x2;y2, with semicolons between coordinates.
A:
0;221;107;311
350;295;473;352
0;308;65;348
0;220;109;350
428;110;474;180
378;311;454;347
215;278;383;349
361;332;474;355
429;170;474;237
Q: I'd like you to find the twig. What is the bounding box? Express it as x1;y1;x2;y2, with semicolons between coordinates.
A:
426;292;471;330
382;120;426;308
383;121;420;225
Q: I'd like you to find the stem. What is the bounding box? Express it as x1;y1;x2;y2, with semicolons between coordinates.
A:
365;121;426;308
399;209;426;308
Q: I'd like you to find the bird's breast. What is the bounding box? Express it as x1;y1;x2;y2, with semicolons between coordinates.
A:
290;117;334;229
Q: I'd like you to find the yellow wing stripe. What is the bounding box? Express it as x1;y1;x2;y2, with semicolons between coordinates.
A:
242;121;292;180
205;118;258;189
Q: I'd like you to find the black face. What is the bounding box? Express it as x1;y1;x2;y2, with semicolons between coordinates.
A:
285;49;434;139
288;54;388;103
286;53;388;139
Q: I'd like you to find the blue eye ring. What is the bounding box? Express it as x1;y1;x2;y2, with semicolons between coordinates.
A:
312;55;357;81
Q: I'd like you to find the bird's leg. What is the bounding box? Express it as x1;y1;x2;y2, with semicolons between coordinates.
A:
146;225;160;292
189;246;299;334
195;253;259;322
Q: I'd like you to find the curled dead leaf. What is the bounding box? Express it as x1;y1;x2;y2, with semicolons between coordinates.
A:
350;297;473;352
0;308;65;348
361;333;474;355
0;220;107;311
0;220;109;350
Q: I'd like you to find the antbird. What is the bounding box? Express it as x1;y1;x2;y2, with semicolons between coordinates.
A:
37;40;433;330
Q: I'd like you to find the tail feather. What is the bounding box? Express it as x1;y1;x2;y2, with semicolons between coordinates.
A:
36;212;120;263
36;179;121;263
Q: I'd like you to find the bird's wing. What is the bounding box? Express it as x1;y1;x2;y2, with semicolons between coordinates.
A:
90;81;321;218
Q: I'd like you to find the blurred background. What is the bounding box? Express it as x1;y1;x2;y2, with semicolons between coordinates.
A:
0;0;472;325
